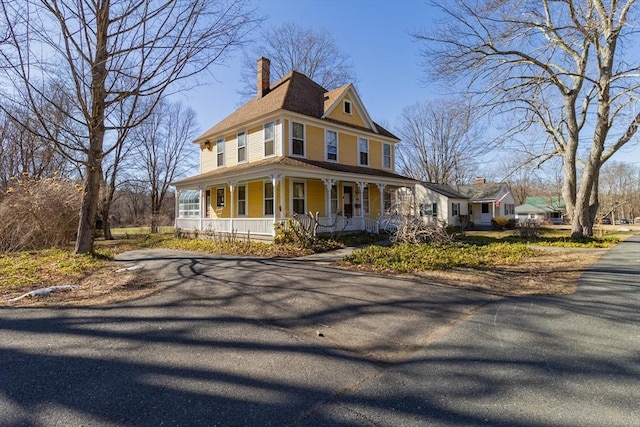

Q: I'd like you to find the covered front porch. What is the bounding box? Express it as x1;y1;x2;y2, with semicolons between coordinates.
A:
173;157;416;240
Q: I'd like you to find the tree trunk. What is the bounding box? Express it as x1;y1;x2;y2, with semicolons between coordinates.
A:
75;157;102;253
102;205;113;240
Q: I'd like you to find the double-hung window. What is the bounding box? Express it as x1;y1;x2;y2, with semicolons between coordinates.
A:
292;122;304;156
264;122;274;157
237;131;247;163
216;188;225;207
452;202;460;217
216;139;224;167
264;182;274;215
326;130;337;161
292;182;305;214
383;143;391;169
237;185;246;215
358;138;369;166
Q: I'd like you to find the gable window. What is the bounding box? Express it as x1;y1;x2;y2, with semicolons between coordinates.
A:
216;138;224;167
344;100;352;115
264;122;274;157
383;143;392;169
178;190;200;218
264;182;274;216
237;184;246;216
358;138;369;166
292;122;304;156
452;202;460;216
292;181;305;214
237;131;247;163
326;130;338;161
216;187;225;207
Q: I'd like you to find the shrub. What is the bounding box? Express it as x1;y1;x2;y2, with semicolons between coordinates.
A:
491;216;509;230
0;175;81;252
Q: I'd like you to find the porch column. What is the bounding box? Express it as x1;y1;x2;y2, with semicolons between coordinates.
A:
322;178;337;219
356;181;366;218
279;176;286;219
377;183;386;218
198;186;204;230
228;180;236;232
174;188;180;228
270;174;281;236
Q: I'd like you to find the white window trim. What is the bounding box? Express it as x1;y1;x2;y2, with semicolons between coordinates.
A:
291;180;307;215
344;100;352;115
216;138;224;168
291;121;306;158
264;181;274;216
358;137;369;167
382;142;392;169
325;129;338;162
237;184;247;216
237;130;247;164
263;122;275;158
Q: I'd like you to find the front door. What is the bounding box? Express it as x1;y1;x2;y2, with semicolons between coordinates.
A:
343;186;353;217
480;202;492;225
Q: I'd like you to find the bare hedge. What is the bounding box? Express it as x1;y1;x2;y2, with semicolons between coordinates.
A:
0;175;81;252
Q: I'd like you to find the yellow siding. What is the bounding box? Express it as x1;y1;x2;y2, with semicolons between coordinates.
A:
338;132;357;166
247;181;263;217
307;180;325;216
326;94;368;128
306;124;324;161
200;148;216;173
369;139;382;169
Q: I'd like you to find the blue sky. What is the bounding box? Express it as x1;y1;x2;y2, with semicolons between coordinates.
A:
181;0;441;136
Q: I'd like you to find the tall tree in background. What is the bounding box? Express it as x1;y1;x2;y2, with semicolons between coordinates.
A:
0;0;257;253
396;100;481;185
134;101;198;233
239;23;355;97
418;0;640;238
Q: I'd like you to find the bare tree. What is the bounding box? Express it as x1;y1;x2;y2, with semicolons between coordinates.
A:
133;100;198;233
0;0;257;253
238;23;355;97
396;100;482;185
418;0;640;238
599;161;640;221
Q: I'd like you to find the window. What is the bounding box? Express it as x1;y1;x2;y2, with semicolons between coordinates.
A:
326;130;337;161
420;202;437;218
264;122;274;157
363;186;370;215
178;190;199;218
452;202;460;216
216;187;225;207
504;203;515;215
237;131;246;163
237;184;246;215
344;100;351;114
358;138;369;166
292;122;304;156
330;185;338;215
383;190;392;213
292;182;305;214
482;203;490;214
264;182;274;216
383;143;391;169
216;138;224;167
205;190;211;218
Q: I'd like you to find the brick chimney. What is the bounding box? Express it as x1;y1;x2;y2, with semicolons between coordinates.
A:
474;177;487;184
257;57;270;98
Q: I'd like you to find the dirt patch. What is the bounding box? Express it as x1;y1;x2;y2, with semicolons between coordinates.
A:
3;266;159;308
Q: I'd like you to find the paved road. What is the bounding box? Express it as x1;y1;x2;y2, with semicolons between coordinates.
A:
0;236;638;426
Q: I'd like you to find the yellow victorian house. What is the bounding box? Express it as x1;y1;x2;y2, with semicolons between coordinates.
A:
174;57;415;238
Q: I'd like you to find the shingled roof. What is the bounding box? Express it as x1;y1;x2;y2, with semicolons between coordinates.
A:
457;182;508;201
421;182;468;199
194;71;398;143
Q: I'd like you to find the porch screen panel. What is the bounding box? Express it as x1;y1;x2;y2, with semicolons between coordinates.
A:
179;190;200;218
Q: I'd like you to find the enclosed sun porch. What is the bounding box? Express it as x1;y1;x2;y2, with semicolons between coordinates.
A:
173;160;415;241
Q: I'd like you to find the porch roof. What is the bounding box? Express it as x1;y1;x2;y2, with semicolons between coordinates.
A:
173;156;416;188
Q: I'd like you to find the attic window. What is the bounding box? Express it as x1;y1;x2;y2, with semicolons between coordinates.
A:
344;100;352;115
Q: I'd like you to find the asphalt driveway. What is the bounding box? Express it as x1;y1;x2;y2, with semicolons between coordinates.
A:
0;235;638;426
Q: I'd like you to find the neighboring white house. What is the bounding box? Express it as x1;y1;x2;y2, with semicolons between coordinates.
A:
456;179;516;227
413;182;469;226
515;196;566;224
